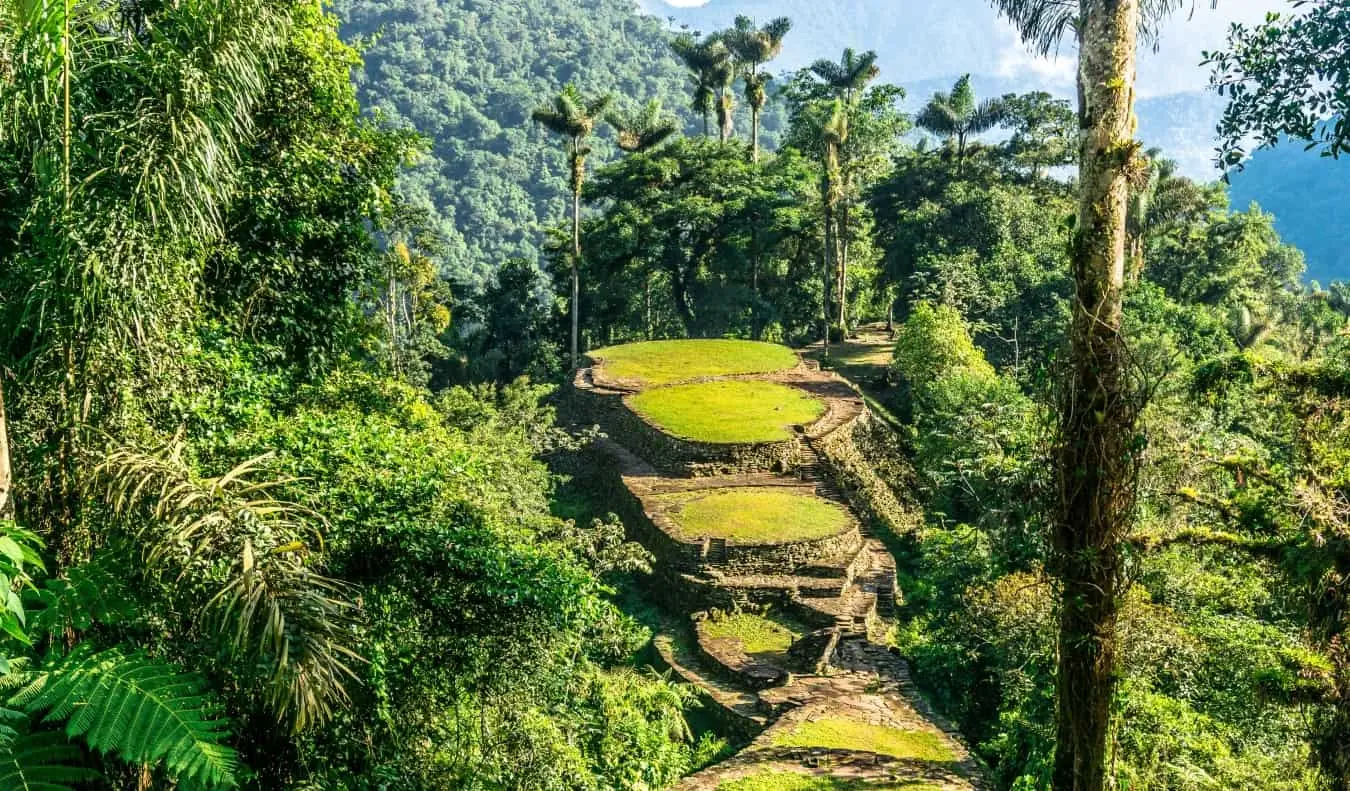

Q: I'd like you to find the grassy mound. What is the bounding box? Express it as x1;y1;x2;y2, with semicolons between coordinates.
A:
770;718;957;763
703;612;803;655
659;487;850;544
718;772;941;790
592;339;798;386
628;380;824;444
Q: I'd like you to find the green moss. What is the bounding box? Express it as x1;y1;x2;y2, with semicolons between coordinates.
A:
658;488;850;544
703;612;802;655
593;339;799;386
770;718;957;763
628;380;825;443
717;771;942;791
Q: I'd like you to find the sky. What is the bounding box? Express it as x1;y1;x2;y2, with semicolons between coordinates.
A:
651;0;1289;97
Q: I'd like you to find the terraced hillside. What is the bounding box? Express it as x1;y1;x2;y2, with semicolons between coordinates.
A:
570;340;984;790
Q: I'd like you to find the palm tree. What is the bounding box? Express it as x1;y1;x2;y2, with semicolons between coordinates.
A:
990;2;1199;789
817;100;848;357
916;74;1008;174
532;85;613;369
605;99;678;338
0;378;11;521
810;49;880;332
607;99;679;154
672;34;733;140
726;16;792;162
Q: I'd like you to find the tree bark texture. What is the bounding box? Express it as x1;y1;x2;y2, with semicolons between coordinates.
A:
1052;3;1141;790
0;377;13;521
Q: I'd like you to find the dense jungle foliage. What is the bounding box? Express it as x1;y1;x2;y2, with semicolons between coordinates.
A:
1;0;1348;789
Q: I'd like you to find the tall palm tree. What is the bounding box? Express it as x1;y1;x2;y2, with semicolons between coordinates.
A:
605;99;678;338
916;74;1008;173
606;99;679;154
810;49;880;332
532;84;613;369
990;2;1199;789
0;378;11;521
727;16;792;162
818;100;849;357
672;34;733;140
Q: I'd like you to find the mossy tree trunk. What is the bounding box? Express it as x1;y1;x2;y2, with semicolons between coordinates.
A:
1052;2;1141;790
0;378;13;521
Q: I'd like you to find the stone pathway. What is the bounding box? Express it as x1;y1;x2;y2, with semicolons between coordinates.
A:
575;358;983;791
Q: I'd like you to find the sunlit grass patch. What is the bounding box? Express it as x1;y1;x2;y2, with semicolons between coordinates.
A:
658;487;850;544
703;611;804;655
592;339;799;386
628;380;824;443
717;771;942;791
771;717;957;762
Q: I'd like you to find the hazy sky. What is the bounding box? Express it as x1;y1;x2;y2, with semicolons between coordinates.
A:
654;0;1291;96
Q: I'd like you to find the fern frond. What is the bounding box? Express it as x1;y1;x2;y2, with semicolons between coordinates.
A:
0;728;99;791
10;646;240;789
25;557;137;640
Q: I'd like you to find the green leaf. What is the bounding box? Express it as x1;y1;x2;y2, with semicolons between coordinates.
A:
9;646;241;788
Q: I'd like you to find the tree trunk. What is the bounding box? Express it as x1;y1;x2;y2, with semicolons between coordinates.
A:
750;64;761;164
822;176;835;360
571;186;581;369
0;377;13;521
838;201;849;332
1052;3;1140;791
644;271;653;340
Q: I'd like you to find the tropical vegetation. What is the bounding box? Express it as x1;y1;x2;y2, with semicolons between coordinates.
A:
2;0;1348;788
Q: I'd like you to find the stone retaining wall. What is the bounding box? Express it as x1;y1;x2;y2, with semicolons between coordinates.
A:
718;528;863;576
816;412;924;540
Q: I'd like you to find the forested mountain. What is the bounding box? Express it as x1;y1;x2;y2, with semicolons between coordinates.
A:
1229;138;1350;284
334;0;700;282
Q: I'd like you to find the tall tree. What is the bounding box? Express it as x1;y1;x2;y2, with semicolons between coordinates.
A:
532;84;613;369
606;99;680;154
809;49;881;331
990;1;1197;788
821;100;848;352
0;378;10;521
916;75;1009;174
672;34;733;140
727;15;792;162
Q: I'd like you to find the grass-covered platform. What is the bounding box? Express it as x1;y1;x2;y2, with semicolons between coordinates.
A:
657;487;850;544
771;718;957;763
628;380;825;444
718;772;942;791
702;611;804;656
592;339;799;386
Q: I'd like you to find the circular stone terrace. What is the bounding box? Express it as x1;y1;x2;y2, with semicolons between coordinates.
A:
584;339;863;454
653;486;851;545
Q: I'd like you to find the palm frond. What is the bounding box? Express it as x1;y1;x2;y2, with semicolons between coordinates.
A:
8;646;239;788
989;0;1078;57
991;0;1212;55
95;446;362;733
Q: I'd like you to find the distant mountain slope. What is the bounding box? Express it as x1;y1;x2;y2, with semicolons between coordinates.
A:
1228;142;1350;284
335;0;696;281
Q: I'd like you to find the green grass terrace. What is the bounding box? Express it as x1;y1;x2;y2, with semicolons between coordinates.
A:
590;339;800;387
628;380;825;444
718;772;943;791
654;487;850;544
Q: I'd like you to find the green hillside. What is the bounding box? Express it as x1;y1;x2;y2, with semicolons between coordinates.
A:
334;0;697;281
